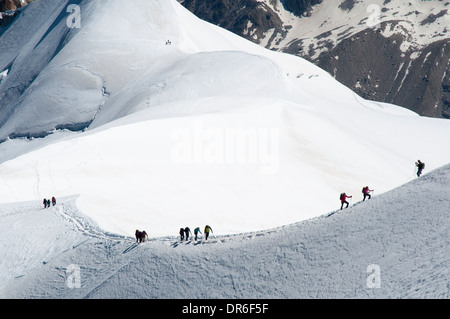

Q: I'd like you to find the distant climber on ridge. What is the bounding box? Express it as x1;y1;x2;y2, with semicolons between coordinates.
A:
416;160;425;177
179;228;185;241
135;229;148;243
194;227;202;241
362;186;374;201
340;193;352;210
135;229;141;243
140;230;148;243
204;225;213;240
184;227;192;241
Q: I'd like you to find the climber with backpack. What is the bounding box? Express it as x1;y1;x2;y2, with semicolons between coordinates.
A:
415;160;425;177
140;230;148;243
362;186;374;201
194;227;202;241
135;229;148;243
135;229;141;243
340;193;352;210
184;227;192;241
179;228;185;241
204;225;213;240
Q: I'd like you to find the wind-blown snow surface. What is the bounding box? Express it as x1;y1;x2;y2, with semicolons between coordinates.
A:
0;0;450;299
1;164;450;298
0;0;449;238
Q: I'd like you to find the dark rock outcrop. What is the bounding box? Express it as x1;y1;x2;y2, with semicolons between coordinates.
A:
182;0;286;45
315;25;450;118
181;0;450;118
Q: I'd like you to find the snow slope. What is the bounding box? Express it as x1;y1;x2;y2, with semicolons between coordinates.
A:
0;0;449;238
1;163;450;298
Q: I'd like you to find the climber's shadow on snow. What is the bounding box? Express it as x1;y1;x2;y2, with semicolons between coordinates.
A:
171;240;197;247
122;242;139;254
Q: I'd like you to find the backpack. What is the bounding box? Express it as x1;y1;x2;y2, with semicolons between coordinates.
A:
362;186;367;194
340;193;345;200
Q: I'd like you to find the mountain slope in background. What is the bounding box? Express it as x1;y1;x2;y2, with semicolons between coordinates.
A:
182;0;450;118
0;0;449;239
0;0;33;34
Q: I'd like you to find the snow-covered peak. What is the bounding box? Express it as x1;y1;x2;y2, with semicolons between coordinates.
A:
0;0;329;139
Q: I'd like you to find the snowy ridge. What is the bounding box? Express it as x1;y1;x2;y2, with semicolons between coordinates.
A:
1;164;449;298
0;0;449;239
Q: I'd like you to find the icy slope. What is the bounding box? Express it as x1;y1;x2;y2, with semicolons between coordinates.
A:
2;164;450;298
0;0;450;238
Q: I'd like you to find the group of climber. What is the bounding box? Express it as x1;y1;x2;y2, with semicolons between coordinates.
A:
134;161;426;240
43;196;56;208
339;160;425;210
339;186;373;210
135;229;148;243
180;225;213;241
134;225;213;244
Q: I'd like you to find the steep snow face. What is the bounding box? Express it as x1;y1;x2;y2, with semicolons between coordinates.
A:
0;0;449;238
88;50;284;129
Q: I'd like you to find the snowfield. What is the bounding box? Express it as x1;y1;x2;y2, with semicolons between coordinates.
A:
0;0;450;299
1;164;449;298
0;0;449;238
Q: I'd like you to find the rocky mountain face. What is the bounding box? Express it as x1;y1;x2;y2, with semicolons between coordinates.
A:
181;0;285;45
181;0;322;47
314;27;449;118
0;0;32;11
182;0;450;118
0;0;33;32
